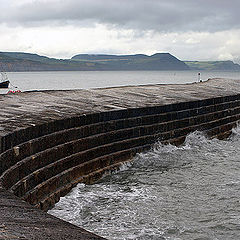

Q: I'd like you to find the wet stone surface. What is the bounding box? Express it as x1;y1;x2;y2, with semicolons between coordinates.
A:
0;78;240;137
0;187;105;239
0;78;239;239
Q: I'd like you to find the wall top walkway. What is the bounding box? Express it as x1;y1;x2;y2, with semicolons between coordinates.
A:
0;78;239;137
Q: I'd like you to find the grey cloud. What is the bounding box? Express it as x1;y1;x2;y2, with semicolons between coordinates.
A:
1;0;240;32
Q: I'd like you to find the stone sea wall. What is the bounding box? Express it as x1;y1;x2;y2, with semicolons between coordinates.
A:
0;78;240;239
1;94;240;212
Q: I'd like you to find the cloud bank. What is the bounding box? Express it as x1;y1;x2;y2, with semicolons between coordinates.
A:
0;0;240;61
1;0;240;32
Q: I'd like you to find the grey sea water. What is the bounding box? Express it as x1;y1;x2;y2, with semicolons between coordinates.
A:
0;70;240;94
49;125;240;240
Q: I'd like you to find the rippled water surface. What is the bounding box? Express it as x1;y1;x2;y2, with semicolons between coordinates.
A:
49;126;240;240
0;70;240;94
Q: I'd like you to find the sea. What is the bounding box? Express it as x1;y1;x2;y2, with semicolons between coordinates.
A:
0;70;239;93
1;70;240;240
49;129;240;240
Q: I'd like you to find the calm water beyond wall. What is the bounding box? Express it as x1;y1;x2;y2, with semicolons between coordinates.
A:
1;70;240;93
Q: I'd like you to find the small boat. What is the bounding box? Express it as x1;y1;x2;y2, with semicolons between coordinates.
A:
0;80;10;88
0;72;10;88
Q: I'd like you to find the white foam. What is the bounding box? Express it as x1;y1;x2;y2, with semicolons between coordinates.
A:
231;121;240;136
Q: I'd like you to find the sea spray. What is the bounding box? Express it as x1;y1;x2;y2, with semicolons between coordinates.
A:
49;128;240;240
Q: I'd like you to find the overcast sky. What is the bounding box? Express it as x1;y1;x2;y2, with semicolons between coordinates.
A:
1;0;240;62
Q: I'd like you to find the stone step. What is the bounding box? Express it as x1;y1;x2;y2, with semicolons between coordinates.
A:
1;96;239;154
11;112;240;204
23;145;152;209
1;99;238;176
2;100;238;172
2;105;240;191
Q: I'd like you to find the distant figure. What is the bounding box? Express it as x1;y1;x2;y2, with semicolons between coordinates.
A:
198;72;202;82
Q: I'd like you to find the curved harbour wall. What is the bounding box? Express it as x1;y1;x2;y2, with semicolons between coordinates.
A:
1;94;240;211
0;78;240;239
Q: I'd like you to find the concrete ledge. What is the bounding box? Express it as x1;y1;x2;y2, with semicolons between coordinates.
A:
0;187;105;239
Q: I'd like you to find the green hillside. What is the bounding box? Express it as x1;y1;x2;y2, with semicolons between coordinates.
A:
1;51;239;72
0;52;190;71
0;52;105;71
185;61;240;71
72;53;190;70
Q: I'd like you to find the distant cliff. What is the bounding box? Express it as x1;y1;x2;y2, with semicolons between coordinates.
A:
185;61;240;71
1;51;240;72
0;52;104;71
71;53;190;70
0;52;189;71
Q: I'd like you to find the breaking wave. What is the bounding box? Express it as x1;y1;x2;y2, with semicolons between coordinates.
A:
49;127;240;240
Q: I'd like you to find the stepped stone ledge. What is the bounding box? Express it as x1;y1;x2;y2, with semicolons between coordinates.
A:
0;78;240;239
